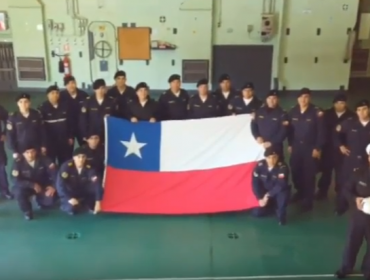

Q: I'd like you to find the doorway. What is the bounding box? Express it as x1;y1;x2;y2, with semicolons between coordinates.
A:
212;45;273;98
0;42;17;91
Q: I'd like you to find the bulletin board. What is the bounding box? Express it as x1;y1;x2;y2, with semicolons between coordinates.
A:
117;27;151;60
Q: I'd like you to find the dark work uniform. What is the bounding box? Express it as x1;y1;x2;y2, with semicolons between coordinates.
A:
335;118;370;213
84;144;105;178
251;106;289;159
157;89;189;120
6;109;47;155
317;108;355;196
0;105;10;196
337;167;370;278
56;160;103;214
79;96;116;141
11;155;57;213
38;101;74;164
126;99;159;121
107;86;136;119
59;89;89;146
228;96;263;115
251;160;290;223
187;94;220;119
212;88;238;116
287;104;325;209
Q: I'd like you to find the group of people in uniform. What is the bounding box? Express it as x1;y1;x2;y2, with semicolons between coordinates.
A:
0;70;370;278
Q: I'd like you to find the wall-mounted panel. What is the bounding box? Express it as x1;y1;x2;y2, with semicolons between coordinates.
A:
117;27;151;60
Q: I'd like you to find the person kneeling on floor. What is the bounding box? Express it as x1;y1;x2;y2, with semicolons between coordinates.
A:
251;146;290;225
11;145;57;220
56;147;103;215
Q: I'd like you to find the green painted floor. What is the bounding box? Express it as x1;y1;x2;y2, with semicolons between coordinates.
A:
0;81;368;280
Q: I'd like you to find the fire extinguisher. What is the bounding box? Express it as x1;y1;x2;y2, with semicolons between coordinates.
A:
63;55;71;77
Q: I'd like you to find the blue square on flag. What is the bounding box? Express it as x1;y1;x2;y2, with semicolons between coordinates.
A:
106;117;161;171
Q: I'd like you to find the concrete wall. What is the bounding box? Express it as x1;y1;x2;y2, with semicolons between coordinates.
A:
0;0;360;91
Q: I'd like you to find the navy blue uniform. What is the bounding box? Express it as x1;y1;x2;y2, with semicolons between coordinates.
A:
84;144;105;178
187;94;220;119
56;160;102;214
107;86;136;119
251;160;290;222
227;96;263;115
59;89;89;145
212;89;239;116
11;155;57;213
251;106;289;158
335;118;370;213
158;89;189;120
336;167;370;278
38;101;74;164
287;104;325;209
6;109;47;155
317;108;355;196
79;96;116;141
126;99;159;121
0;105;10;196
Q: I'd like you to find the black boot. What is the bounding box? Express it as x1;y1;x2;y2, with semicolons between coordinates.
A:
24;211;33;221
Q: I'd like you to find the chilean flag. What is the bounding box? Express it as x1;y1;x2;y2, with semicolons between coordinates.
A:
102;115;265;214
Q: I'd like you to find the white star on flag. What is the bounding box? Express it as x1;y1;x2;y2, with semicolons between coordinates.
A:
121;133;147;158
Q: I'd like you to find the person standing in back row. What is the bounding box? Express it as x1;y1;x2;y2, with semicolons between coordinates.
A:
0;104;12;199
6;94;47;160
79;79;116;143
288;88;325;212
59;76;89;146
126;82;159;122
187;79;220;119
157;74;189;120
107;70;136;119
38;85;74;164
334;99;370;215
315;93;355;202
212;74;238;116
250;90;289;160
227;82;262;115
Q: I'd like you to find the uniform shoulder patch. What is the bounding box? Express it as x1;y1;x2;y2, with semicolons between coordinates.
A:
49;163;56;169
317;110;323;117
253;171;259;177
278;173;285;179
228;104;233;110
6;123;12;130
61;172;68;178
258;161;263;166
86;96;90;99
81;107;86;113
12;170;19;177
68;162;73;166
86;164;91;169
336;124;341;132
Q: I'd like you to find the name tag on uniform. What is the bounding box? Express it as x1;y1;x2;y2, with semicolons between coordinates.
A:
292;118;298;121
272;118;277;121
352;129;357;132
359;181;367;186
91;108;98;111
168;101;175;103
306;119;311;121
194;105;200;107
258;115;264;119
208;105;213;108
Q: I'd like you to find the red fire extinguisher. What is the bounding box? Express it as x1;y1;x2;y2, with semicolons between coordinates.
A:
63;55;71;77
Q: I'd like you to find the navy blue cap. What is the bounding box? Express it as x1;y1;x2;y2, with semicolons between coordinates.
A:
264;146;279;157
355;99;370;109
93;79;106;90
135;82;149;91
241;82;254;90
64;75;75;86
114;70;126;79
218;74;230;83
168;74;181;83
297;87;311;98
16;93;30;102
20;144;37;154
73;146;87;156
196;79;208;87
46;85;59;94
333;93;347;103
266;90;278;98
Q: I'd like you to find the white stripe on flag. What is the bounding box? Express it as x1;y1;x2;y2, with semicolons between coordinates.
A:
160;115;265;172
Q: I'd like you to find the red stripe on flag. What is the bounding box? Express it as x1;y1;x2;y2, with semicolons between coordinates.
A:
102;162;259;214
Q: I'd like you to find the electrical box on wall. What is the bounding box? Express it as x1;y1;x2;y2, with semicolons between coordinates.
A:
261;13;275;39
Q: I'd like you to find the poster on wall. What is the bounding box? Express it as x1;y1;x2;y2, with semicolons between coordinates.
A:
0;12;8;31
